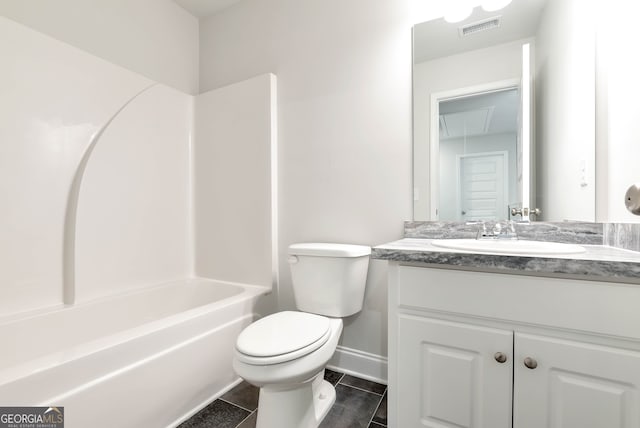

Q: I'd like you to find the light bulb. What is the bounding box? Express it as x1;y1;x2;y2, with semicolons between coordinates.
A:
444;3;473;23
481;0;513;12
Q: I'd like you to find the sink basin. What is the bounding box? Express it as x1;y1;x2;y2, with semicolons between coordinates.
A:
431;239;586;255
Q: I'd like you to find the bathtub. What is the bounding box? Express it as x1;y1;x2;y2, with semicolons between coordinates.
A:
0;278;267;428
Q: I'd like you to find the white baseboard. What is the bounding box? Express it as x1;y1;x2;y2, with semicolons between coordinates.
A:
327;346;388;384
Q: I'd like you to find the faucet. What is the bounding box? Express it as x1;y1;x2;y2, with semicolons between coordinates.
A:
476;220;518;240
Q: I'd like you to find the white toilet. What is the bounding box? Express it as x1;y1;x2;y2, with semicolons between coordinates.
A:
232;242;371;428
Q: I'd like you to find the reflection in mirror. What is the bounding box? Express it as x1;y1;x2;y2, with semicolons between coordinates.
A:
412;0;596;222
438;88;519;221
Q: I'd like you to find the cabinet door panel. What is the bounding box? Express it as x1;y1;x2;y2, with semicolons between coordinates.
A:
398;315;513;428
514;333;640;428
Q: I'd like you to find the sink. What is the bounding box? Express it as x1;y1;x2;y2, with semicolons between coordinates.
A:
430;239;586;255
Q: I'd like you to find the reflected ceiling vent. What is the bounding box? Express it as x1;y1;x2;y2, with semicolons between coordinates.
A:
459;16;501;37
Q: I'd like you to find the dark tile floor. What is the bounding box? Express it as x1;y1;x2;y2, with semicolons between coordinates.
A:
178;369;387;428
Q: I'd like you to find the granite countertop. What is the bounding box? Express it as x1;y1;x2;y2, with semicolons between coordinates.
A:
373;238;640;284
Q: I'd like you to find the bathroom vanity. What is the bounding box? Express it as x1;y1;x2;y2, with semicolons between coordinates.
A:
374;227;640;428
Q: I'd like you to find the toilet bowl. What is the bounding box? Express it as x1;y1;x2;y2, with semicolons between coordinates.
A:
232;243;370;428
233;312;343;427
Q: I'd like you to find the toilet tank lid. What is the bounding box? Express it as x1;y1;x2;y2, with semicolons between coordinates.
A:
289;243;371;257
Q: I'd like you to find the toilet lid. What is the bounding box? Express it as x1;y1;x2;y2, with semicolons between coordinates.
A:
235;311;331;365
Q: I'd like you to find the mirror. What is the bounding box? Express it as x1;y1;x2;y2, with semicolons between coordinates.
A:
413;0;596;222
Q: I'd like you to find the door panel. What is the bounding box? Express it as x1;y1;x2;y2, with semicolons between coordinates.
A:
514;333;640;428
397;316;513;428
459;152;507;221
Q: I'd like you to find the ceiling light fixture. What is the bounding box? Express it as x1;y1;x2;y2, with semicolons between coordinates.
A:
481;0;513;12
443;0;513;24
444;2;474;23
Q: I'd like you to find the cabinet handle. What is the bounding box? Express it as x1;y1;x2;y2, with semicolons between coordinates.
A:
524;357;538;369
494;352;508;363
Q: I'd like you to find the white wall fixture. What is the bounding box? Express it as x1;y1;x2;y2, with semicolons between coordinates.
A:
0;16;151;315
63;84;155;305
194;74;278;289
625;184;640;215
74;85;193;303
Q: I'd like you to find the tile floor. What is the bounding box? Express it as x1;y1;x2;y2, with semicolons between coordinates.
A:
178;369;387;428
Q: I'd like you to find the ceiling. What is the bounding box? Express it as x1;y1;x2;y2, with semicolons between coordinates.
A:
439;89;519;140
173;0;243;18
413;0;547;64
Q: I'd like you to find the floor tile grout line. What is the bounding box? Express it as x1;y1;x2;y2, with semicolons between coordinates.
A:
336;381;385;397
366;390;387;428
218;397;255;414
234;410;256;428
337;375;387;394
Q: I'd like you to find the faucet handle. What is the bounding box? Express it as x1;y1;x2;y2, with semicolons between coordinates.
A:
474;221;488;239
492;222;502;235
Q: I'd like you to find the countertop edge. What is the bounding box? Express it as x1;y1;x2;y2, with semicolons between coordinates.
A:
372;244;640;284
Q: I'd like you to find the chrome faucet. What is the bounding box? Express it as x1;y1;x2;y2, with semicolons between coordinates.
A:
476;220;518;240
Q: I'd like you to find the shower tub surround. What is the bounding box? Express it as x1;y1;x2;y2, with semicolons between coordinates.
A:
0;17;276;428
373;221;640;283
0;279;267;428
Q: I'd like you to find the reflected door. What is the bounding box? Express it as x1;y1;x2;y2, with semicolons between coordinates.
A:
432;83;520;221
458;152;508;221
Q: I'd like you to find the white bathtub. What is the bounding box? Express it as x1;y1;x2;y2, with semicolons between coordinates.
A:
0;278;267;428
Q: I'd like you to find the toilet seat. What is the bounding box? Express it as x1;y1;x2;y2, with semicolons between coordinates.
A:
235;311;332;366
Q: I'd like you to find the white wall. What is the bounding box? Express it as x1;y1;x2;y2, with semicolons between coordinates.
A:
596;0;640;223
0;0;199;94
194;74;277;289
200;0;413;365
439;133;518;220
534;0;595;221
413;39;526;219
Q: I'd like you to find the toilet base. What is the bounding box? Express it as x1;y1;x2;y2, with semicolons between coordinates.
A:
255;370;336;428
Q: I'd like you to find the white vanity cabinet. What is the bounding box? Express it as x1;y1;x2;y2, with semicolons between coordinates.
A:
514;333;640;428
397;315;513;427
388;264;640;428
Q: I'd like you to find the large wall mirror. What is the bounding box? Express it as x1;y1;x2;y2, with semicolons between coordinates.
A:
413;0;596;222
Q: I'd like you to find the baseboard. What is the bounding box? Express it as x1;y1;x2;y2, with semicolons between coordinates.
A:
327;346;388;384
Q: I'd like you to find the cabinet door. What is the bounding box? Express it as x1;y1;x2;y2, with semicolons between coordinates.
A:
514;333;640;428
397;315;513;428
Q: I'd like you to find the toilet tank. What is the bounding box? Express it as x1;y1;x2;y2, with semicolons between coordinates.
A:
288;243;371;317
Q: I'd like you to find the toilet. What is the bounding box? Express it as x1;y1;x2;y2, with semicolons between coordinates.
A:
232;242;371;428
